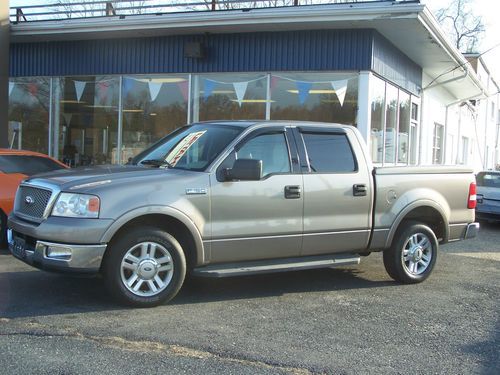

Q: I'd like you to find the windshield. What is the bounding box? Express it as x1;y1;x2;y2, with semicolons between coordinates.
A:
0;155;66;175
476;172;500;188
132;124;243;171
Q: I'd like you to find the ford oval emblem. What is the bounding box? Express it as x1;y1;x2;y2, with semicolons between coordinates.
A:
25;196;35;205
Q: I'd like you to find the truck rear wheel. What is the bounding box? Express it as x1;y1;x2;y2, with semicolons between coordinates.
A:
103;227;186;307
383;222;438;284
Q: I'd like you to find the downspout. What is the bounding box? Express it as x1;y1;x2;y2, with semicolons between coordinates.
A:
444;92;484;165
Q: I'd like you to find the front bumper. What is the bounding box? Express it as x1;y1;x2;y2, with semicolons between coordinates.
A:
8;229;106;273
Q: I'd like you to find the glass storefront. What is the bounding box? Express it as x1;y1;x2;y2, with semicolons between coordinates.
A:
370;75;417;165
8;77;50;154
8;71;416;166
195;73;267;122
121;75;188;164
57;76;119;166
270;73;358;124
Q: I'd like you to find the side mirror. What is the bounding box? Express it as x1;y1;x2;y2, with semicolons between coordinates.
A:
225;159;262;181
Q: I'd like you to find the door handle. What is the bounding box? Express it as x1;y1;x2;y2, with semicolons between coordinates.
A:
353;184;367;197
284;185;301;199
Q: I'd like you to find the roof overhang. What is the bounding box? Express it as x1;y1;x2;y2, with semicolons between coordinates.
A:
10;2;487;101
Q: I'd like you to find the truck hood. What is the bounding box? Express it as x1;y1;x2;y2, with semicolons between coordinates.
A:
23;165;196;192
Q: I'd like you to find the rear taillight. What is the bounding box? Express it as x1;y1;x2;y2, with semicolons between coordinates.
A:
467;182;477;209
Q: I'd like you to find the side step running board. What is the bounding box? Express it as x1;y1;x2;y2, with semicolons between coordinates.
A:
192;254;361;278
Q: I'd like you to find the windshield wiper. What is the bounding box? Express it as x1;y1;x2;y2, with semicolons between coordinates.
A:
139;159;174;168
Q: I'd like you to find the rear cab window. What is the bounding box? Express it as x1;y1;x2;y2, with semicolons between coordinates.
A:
0;155;65;176
476;172;500;188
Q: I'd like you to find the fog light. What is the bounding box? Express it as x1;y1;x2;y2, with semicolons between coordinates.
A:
46;245;72;260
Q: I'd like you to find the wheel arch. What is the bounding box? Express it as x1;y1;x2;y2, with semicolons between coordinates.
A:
385;200;449;249
100;206;206;269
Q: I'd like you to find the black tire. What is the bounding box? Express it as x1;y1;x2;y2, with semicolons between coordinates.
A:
103;226;186;307
0;210;7;250
383;221;438;284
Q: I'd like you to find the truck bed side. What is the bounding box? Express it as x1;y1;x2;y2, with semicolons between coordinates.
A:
369;166;476;250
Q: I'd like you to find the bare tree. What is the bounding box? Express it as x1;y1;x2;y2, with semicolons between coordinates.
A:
51;0;148;19
436;0;485;53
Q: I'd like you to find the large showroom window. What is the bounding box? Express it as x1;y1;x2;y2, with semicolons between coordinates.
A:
121;75;189;164
9;71;418;166
370;75;417;165
270;73;358;124
194;73;267;121
56;76;119;167
8;77;50;154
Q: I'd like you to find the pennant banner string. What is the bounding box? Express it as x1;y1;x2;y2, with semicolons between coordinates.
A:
271;74;354;85
331;79;349;107
74;81;87;102
233;81;249;107
148;81;163;102
201;76;267;86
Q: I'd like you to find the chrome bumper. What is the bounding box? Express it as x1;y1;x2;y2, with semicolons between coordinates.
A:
464;222;480;240
8;229;106;273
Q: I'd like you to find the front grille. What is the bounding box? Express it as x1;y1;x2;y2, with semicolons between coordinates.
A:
16;186;52;219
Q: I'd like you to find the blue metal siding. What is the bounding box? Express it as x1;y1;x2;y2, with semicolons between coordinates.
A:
371;31;422;95
10;29;373;77
10;28;422;94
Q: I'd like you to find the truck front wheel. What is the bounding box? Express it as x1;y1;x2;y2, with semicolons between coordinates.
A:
383;222;438;283
103;227;186;307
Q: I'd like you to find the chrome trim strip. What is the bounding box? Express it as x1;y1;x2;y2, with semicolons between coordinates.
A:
303;229;370;237
206;229;371;243
449;222;470;227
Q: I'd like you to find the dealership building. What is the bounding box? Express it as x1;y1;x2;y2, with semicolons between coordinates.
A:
4;0;500;171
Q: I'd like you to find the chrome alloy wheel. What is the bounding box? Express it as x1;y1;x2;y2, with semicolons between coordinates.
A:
120;241;174;297
401;233;433;276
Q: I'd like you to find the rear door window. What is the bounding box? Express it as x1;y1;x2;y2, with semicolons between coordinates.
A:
301;132;357;173
0;155;65;175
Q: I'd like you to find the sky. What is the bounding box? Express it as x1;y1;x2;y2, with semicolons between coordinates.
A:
422;0;500;83
9;0;500;81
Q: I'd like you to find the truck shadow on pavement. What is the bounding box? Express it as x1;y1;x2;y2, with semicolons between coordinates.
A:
0;261;395;319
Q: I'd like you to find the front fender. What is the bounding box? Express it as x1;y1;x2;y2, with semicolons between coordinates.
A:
100;205;207;265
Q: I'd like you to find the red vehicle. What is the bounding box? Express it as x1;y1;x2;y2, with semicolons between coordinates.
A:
0;149;68;247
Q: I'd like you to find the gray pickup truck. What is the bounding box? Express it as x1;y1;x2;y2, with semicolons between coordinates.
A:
8;121;479;307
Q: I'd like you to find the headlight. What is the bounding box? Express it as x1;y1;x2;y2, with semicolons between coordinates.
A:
52;193;100;218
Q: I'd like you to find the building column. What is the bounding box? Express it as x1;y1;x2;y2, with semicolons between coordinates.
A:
357;71;372;146
0;1;9;148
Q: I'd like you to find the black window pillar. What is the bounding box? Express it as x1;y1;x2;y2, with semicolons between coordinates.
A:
0;0;9;148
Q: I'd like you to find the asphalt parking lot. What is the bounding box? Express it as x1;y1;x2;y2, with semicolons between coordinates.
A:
0;223;498;375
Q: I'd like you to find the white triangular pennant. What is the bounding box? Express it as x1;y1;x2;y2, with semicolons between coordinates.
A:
148;82;162;102
331;79;348;107
9;82;14;96
63;113;73;126
74;81;87;102
233;81;248;107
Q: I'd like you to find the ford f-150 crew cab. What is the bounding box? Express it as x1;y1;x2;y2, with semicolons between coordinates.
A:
8;121;479;307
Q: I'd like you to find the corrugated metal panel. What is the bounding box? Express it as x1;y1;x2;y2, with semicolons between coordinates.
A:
10;29;373;77
371;31;422;95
